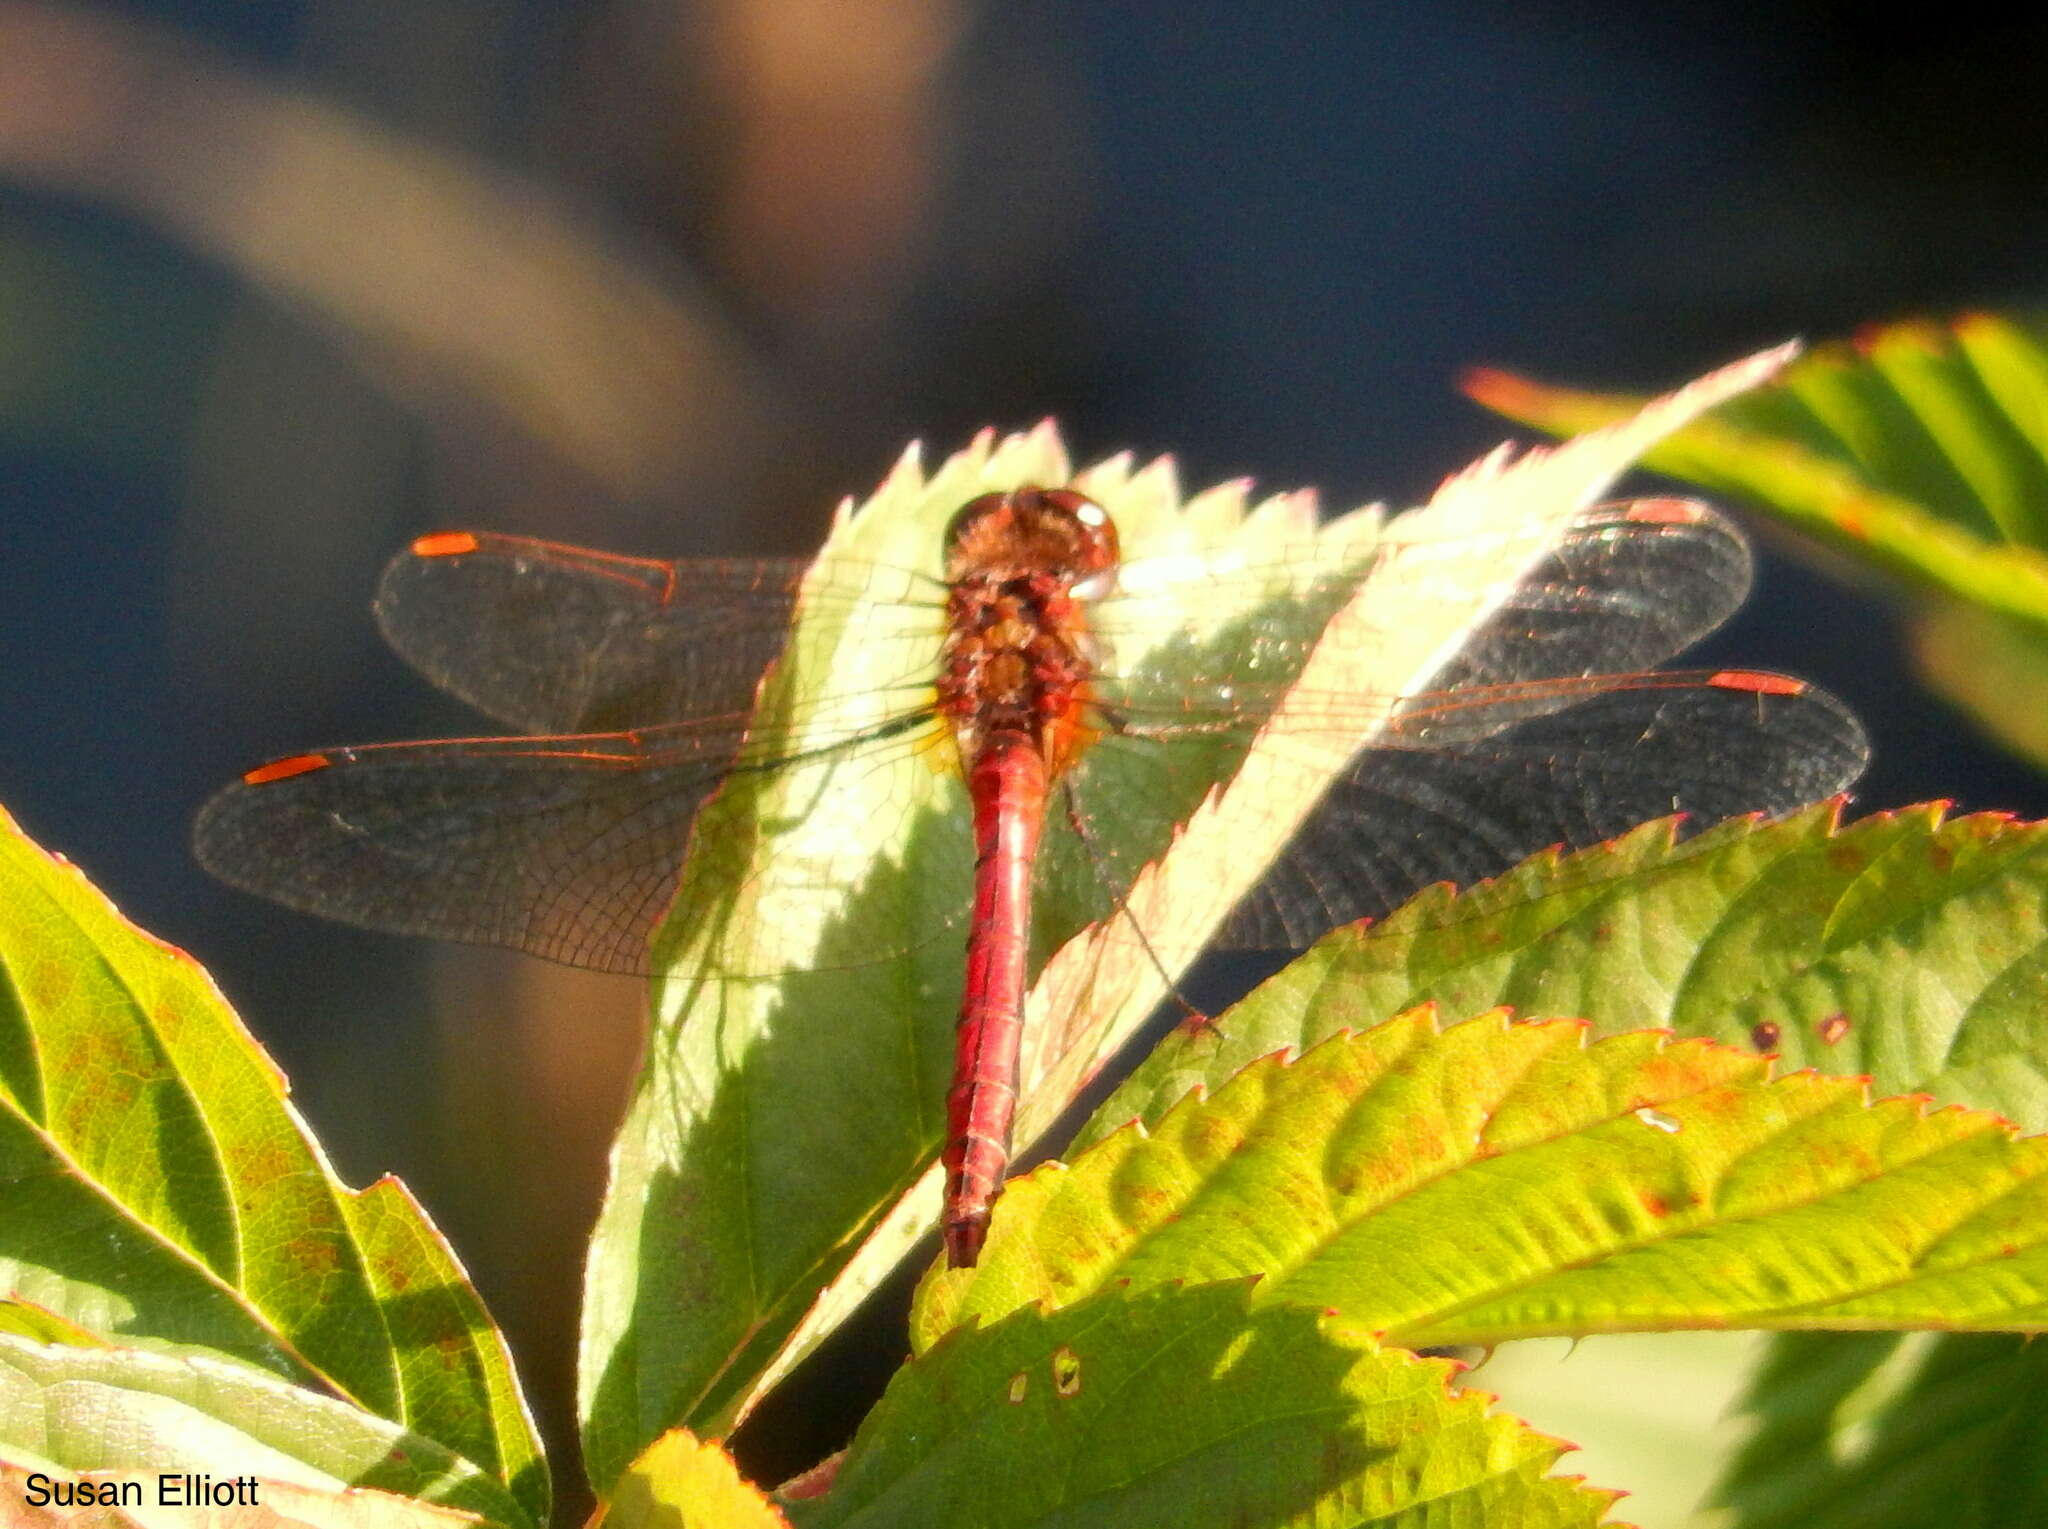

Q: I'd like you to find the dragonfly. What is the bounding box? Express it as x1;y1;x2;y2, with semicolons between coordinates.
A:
194;482;1868;1266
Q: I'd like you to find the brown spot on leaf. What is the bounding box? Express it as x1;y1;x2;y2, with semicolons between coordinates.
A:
1818;1014;1851;1046
225;1141;294;1188
1051;1345;1082;1398
26;956;74;1012
1750;1021;1781;1053
284;1233;344;1279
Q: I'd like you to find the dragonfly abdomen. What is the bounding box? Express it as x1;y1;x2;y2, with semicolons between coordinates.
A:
944;728;1048;1267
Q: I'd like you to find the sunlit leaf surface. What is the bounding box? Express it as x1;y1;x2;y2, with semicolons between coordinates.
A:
1471;321;2048;1510
919;1011;2048;1351
595;1430;791;1529
975;803;2048;1522
1083;803;2048;1136
794;1281;1617;1529
0;806;542;1527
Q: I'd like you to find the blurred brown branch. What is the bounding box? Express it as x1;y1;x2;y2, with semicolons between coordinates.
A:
0;0;776;499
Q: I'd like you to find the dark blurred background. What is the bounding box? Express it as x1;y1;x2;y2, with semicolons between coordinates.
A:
5;0;2048;1510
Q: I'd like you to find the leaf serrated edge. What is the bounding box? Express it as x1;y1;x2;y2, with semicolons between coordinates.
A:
930;1009;2048;1355
0;805;547;1519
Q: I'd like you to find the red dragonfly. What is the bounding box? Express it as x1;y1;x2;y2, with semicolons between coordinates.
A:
195;482;1866;1265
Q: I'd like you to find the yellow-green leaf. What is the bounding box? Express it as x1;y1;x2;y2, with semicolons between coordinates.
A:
595;1431;791;1529
0;807;543;1526
796;1282;1617;1529
1085;803;2048;1136
919;1012;2048;1352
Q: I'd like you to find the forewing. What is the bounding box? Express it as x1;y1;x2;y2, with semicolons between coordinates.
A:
1091;498;1754;734
1407;498;1752;698
375;533;935;733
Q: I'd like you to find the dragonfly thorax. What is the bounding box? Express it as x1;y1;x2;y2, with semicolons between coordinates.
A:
938;487;1119;777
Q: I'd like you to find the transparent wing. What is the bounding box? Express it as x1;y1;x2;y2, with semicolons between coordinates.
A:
1215;670;1869;948
201;496;1861;977
370;501;1740;738
192;715;929;974
1089;498;1755;735
374;532;936;733
1054;499;1856;952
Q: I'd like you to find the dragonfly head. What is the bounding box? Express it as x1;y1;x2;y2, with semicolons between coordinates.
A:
944;486;1120;594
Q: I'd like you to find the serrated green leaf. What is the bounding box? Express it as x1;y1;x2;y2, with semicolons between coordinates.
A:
595;1431;791;1529
579;352;1796;1485
1030;798;2048;1520
1080;804;2048;1139
580;429;1379;1477
0;1333;523;1524
1469;1332;1763;1529
792;1281;1617;1529
0;806;544;1526
918;1011;2048;1352
1466;314;2048;766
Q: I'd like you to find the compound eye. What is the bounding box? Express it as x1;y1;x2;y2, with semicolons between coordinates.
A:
943;491;1013;554
1043;489;1119;572
942;485;1120;580
1077;500;1108;529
